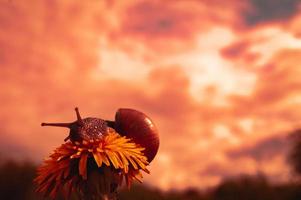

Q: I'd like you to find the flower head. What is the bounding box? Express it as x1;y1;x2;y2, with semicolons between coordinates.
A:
35;108;157;199
35;128;149;199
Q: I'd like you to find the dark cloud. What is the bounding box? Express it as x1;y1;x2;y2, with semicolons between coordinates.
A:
120;1;197;39
227;135;288;161
122;0;227;39
220;40;260;66
110;0;245;54
245;0;301;25
111;1;206;54
221;41;250;59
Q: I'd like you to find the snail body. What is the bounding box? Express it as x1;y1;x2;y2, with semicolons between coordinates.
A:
41;108;159;162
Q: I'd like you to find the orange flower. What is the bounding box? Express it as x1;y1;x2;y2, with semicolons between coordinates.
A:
35;128;149;199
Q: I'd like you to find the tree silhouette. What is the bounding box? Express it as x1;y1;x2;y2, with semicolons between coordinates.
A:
288;129;301;176
1;158;301;199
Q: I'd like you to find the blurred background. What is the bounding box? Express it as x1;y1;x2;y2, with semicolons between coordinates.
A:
1;0;301;199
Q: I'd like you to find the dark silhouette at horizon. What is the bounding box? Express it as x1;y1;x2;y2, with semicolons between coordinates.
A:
1;158;301;200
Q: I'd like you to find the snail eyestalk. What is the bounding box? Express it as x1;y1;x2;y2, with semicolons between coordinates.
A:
75;107;84;126
41;122;72;128
64;135;70;142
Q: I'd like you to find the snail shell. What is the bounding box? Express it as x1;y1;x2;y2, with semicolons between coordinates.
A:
112;108;159;163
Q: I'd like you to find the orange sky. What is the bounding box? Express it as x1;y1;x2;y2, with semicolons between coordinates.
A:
1;0;301;190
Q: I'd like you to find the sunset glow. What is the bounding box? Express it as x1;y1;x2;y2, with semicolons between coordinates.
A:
1;0;301;191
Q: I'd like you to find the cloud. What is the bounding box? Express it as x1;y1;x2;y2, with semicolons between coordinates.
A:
0;0;112;159
200;158;258;178
249;49;301;108
227;135;289;161
1;0;301;191
109;0;246;54
220;40;260;67
244;0;301;25
120;1;201;39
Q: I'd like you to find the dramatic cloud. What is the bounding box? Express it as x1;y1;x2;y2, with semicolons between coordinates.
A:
1;0;301;191
244;0;301;25
109;0;246;55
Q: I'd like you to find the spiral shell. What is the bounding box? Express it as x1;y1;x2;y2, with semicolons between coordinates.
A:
114;108;159;162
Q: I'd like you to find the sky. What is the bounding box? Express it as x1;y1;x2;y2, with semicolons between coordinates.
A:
1;0;301;191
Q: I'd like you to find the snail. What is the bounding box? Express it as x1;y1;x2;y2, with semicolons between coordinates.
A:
41;107;159;162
